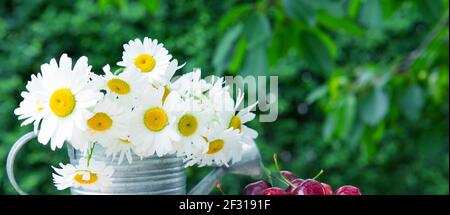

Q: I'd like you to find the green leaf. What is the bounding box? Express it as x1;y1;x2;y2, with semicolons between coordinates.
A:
282;0;316;25
228;37;247;75
240;46;267;76
306;85;327;104
313;0;345;17
362;133;377;162
139;0;160;14
336;95;356;139
317;12;364;36
348;0;361;18
362;122;384;162
359;0;383;29
398;84;425;121
322;112;337;141
310;28;338;59
243;13;271;49
415;0;444;23
298;30;335;74
213;24;243;76
268;22;300;64
98;0;127;10
358;87;389;126
219;4;252;31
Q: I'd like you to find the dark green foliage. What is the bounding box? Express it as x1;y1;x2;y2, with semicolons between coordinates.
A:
1;0;448;195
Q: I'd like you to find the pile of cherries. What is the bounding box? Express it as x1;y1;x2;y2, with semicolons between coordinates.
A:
243;170;361;195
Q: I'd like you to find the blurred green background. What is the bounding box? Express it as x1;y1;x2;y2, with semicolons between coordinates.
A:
1;0;448;195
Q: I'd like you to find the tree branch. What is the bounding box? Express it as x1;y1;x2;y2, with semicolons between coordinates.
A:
395;9;449;74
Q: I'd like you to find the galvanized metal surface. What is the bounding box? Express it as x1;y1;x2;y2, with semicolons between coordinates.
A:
67;145;186;195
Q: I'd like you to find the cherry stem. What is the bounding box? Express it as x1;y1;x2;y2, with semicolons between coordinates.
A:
312;169;324;180
86;142;96;167
263;167;273;186
273;154;296;188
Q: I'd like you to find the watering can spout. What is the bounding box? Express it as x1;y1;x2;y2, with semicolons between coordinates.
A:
188;139;263;195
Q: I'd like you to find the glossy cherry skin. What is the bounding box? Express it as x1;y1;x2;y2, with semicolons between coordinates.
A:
243;180;271;195
281;170;296;181
286;178;304;193
261;187;289;195
291;179;326;195
321;183;333;195
335;185;361;195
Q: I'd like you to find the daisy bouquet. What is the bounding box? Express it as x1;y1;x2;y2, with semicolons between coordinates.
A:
14;37;258;191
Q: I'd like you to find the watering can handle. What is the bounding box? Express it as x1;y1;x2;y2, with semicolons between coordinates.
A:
6;131;36;195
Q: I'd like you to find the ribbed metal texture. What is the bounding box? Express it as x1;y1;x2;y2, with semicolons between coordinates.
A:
67;145;186;195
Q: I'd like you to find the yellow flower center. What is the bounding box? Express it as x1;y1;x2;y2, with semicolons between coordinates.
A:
87;112;113;132
134;54;156;73
107;78;130;95
229;115;242;131
178;114;198;137
120;138;131;144
73;171;98;185
162;85;171;103
207;139;225;154
49;88;76;117
144;107;168;132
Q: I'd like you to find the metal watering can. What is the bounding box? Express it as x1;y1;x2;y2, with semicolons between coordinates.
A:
7;131;263;195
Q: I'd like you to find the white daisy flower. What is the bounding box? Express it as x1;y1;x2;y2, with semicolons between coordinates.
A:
103;134;136;164
184;121;242;167
92;64;147;109
117;37;172;83
151;59;185;87
219;89;259;140
15;54;103;150
70;96;128;152
129;86;181;157
152;59;185;105
206;76;234;114
170;99;210;156
52;158;114;191
14;73;45;134
171;68;212;101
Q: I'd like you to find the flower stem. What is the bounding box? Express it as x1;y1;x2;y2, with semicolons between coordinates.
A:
86;142;96;167
114;68;124;75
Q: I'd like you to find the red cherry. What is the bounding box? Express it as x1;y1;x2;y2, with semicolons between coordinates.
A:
321;183;333;195
335;185;361;195
281;170;296;181
261;187;289;195
292;179;326;195
242;180;271;195
286;178;304;193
